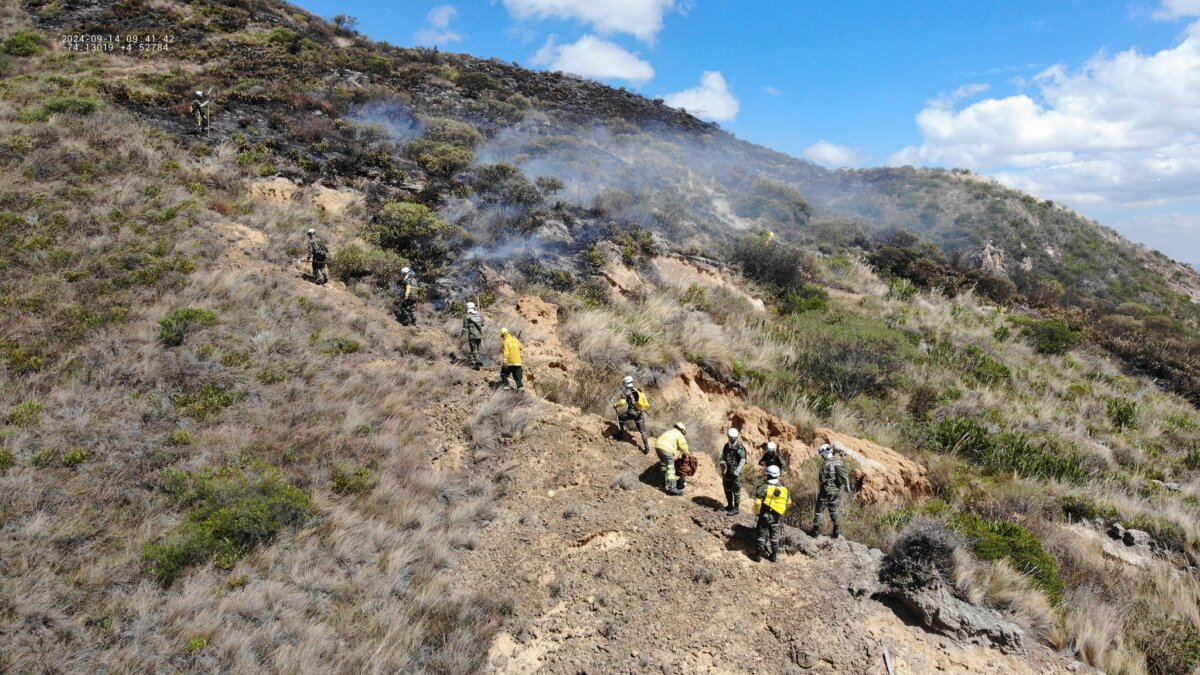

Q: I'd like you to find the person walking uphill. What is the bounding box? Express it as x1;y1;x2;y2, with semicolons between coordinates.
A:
754;465;791;562
719;428;747;515
654;422;689;495
461;302;484;369
499;328;524;391
305;228;328;285
810;444;850;539
613;375;651;454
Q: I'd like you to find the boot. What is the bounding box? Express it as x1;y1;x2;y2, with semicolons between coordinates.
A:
768;551;778;563
831;528;841;540
665;486;683;496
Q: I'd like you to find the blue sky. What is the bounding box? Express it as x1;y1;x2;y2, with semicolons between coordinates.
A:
291;0;1200;266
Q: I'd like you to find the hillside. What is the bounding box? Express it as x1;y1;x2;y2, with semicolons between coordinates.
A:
2;1;1200;674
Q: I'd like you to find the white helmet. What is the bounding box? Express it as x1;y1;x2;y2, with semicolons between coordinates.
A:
674;422;687;434
766;441;777;452
819;443;833;457
623;375;634;387
466;302;475;309
196;91;204;96
766;465;781;478
727;428;739;440
401;267;412;275
306;228;315;235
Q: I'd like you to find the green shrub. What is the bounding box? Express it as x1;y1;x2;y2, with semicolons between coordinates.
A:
1060;494;1121;523
2;31;46;57
405;139;473;178
158;307;218;346
782;283;828;314
962;345;1011;386
1;343;46;374
30;448;58;468
173;383;242;420
473;164;542;208
0;448;14;473
949;510;1065;605
184;636;208;654
1104;397;1138;430
62;447;88;468
41;95;100;116
143;462;311;586
321;337;361;355
1130;603;1200;675
330;243;406;283
730;234;816;296
6;400;43;426
1021;318;1082;355
258;163;277;177
373;202;469;269
331;465;372;494
930;416;1091;483
887;278;918;301
423;117;483;149
780;314;917;402
168;429;193;446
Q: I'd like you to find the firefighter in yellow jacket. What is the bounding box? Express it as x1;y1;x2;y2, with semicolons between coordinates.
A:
654;422;688;495
754;465;791;562
499;328;524;391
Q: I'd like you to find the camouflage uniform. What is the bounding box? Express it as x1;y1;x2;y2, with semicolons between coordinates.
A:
462;311;484;368
810;456;850;537
615;388;650;453
190;94;210;134
759;447;787;473
755;479;790;561
394;277;417;325
307;237;328;285
719;440;747;512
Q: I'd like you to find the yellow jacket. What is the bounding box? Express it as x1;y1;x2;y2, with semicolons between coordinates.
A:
502;334;523;366
654;427;688;455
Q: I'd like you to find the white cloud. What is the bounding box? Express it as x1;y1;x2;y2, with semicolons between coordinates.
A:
413;4;463;46
663;71;740;121
803;140;870;168
532;35;654;82
891;21;1200;208
929;82;990;109
761;85;782;96
503;0;676;42
1154;0;1200;19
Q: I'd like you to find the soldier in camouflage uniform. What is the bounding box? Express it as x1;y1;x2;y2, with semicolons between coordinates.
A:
613;375;650;454
759;441;787;473
461;302;484;369
754;465;791;562
719;428;747;515
190;90;210;135
394;267;417;325
810;443;850;539
305;228;328;285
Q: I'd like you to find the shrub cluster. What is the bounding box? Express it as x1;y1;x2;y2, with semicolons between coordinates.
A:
158;308;218;347
144;462;310;586
930;416;1093;483
372;202;469;271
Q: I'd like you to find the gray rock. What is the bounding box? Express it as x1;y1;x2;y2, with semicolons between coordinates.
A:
1123;529;1152;547
1151;479;1182;492
881;584;1025;654
1107;521;1126;540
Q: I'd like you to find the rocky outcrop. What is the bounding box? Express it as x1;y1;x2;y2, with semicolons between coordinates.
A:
882;584;1026;655
247;176;300;203
726;405;808;461
815;428;933;505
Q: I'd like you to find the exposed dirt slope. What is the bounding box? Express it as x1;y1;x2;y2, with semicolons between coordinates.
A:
449;410;1080;674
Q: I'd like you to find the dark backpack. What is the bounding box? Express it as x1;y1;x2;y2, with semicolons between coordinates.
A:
312;239;328;260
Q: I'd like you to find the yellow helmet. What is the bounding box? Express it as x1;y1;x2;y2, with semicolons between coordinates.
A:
500;327;510;336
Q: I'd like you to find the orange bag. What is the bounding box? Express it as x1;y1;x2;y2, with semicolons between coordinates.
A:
676;454;698;477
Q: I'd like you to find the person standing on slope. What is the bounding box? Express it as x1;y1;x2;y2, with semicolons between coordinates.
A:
190;90;210;135
809;443;850;539
759;441;787;474
719;427;747;515
305;228;329;285
613;375;651;454
394;267;417;325
654;422;689;495
499;327;524;391
754;464;791;562
461;302;484;369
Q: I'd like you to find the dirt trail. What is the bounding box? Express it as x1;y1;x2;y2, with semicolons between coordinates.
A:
212;196;1081;674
